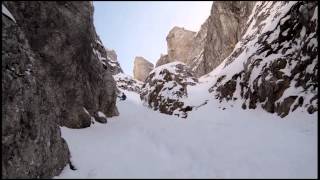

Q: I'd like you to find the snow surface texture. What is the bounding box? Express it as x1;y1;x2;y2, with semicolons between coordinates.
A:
55;90;317;178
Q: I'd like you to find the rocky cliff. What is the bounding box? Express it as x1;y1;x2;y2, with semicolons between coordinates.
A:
133;56;154;82
166;27;196;64
2;1;119;178
143;1;317;118
209;1;318;117
202;1;256;76
155;2;255;78
93;37;123;75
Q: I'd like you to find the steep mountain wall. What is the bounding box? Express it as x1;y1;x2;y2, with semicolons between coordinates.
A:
202;1;256;76
2;1;119;178
155;2;255;77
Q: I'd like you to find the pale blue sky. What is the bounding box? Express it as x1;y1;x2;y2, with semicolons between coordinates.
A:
93;1;212;75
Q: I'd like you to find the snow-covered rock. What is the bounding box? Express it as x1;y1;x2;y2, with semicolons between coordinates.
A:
92;36;123;75
209;1;318;117
140;62;198;118
113;73;143;94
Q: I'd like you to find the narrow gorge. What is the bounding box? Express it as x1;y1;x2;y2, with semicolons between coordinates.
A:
2;1;318;179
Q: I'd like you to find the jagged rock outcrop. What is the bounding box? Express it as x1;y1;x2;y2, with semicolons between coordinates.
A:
133;56;154;82
188;18;209;75
166;27;196;64
209;1;318;117
202;1;256;76
155;26;204;72
155;2;255;77
2;1;120;178
155;54;170;67
4;1;119;128
140;62;198;118
93;37;123;75
113;73;143;93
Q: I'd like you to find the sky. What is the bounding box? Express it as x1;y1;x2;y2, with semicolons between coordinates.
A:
93;1;213;76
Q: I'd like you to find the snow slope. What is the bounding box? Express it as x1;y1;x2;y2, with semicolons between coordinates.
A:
55;90;317;178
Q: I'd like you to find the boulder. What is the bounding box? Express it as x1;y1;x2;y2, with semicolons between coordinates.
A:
140;62;198;118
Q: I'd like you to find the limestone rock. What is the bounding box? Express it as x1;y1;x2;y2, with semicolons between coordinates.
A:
166;27;196;64
202;1;256;76
188;18;209;76
155;2;255;77
155;54;170;67
133;56;154;82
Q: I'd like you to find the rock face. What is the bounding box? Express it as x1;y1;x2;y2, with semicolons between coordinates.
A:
155;54;170;67
166;27;196;64
155;2;255;77
2;1;120;178
93;37;123;75
4;1;119;128
2;3;69;178
202;1;256;76
188;18;209;75
140;62;198;118
133;56;154;82
155;26;205;73
209;1;318;117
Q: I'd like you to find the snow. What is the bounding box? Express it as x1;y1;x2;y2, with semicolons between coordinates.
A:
150;62;185;79
83;107;90;115
55;90;317;179
96;39;103;46
281;28;290;36
92;48;106;66
312;6;318;21
53;2;317;178
280;15;291;25
2;4;16;23
97;111;106;118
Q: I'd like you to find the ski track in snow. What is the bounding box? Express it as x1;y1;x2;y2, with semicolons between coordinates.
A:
55;89;317;179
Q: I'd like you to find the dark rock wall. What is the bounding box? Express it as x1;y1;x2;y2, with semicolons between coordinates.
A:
2;1;119;178
4;1;119;128
2;5;69;178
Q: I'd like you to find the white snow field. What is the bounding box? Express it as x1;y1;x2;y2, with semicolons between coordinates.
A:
55;86;317;179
